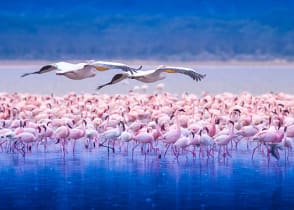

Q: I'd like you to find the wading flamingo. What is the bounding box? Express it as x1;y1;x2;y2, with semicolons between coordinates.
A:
252;127;287;161
54;125;70;156
161;109;185;157
214;121;236;160
132;127;155;160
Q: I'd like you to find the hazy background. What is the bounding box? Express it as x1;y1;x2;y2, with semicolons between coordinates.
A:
1;0;294;61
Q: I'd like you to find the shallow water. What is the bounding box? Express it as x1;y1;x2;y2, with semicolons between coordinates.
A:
0;143;294;210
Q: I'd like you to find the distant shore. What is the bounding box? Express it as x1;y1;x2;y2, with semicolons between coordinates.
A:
0;59;293;66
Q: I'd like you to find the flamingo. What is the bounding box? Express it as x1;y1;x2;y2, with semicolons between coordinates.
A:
99;121;124;154
214;121;236;160
0;128;14;152
198;127;214;158
54;125;70;156
132;127;155;160
278;134;293;161
161;109;185;157
85;128;99;150
36;125;49;151
118;121;135;153
235;125;259;149
252;127;287;161
13;132;37;157
0;90;294;162
67;124;86;154
173;133;195;160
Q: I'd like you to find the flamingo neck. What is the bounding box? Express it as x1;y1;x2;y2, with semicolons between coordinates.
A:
229;123;234;135
276;128;285;142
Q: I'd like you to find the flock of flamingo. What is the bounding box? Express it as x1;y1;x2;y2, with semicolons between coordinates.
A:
0;61;293;162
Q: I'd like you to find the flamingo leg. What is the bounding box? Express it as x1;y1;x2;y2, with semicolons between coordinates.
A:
251;143;260;160
132;143;140;159
163;144;171;157
72;139;76;153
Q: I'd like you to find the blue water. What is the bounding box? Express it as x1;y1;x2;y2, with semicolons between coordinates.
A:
0;147;294;210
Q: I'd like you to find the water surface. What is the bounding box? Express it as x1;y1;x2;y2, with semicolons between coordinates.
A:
0;63;293;95
0;146;294;210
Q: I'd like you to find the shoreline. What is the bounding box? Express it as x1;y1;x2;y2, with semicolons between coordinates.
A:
0;59;293;66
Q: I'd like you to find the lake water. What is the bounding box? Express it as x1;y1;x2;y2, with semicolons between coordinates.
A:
1;144;294;210
0;62;294;209
0;62;294;95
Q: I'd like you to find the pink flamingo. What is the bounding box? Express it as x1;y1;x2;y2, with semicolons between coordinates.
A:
42;124;54;151
67;123;86;154
118;124;134;154
13;132;37;157
279;134;293;161
198;127;214;158
0;128;14;152
252;126;286;161
161;109;185;157
85;128;99;150
235;125;259;149
173;133;195;160
132;127;155;160
54;125;70;156
214;121;236;160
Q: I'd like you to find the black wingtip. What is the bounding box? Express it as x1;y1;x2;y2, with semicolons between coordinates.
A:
129;65;142;74
193;73;206;82
199;74;206;80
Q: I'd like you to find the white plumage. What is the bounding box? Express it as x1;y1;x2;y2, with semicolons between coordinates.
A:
97;65;206;90
21;61;142;80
